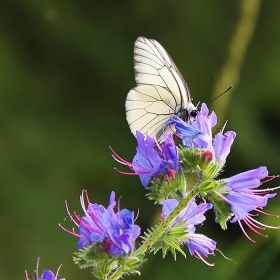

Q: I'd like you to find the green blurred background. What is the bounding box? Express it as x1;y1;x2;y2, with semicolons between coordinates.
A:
1;0;280;279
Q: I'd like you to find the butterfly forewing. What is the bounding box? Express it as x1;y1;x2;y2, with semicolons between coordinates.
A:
149;38;191;105
125;37;196;142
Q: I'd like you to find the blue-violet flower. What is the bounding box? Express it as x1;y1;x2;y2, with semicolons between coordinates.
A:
165;115;207;147
219;166;280;241
162;197;216;265
112;131;180;187
167;103;236;164
60;190;140;256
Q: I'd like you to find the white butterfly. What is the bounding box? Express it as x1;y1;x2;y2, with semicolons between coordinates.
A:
125;36;198;142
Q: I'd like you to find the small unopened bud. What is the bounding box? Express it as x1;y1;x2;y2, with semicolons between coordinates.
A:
167;169;176;179
202;150;213;164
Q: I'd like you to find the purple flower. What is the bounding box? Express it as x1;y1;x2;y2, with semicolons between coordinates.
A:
112;131;180;187
162;197;216;264
168;103;236;164
132;131;168;186
188;102;217;149
191;103;236;163
61;191;141;256
158;132;180;172
186;234;217;260
165;115;207;147
220;166;280;241
39;271;57;280
25;258;65;280
162;198;212;233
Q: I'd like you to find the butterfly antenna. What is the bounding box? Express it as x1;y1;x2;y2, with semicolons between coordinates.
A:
210;85;233;102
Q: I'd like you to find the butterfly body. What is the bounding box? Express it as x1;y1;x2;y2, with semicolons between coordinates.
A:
125;37;197;142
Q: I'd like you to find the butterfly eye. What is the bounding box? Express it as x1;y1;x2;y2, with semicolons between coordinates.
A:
190;110;198;118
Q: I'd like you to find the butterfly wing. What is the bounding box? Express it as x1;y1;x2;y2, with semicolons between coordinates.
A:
125;37;192;141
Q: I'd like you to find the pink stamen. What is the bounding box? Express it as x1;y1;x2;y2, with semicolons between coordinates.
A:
155;135;161;151
135;208;140;222
78;218;103;234
112;142;165;178
114;167;138;176
112;146;155;175
82;191;105;233
220;120;228;134
247;212;258;217
59;224;79;237
237;220;255;243
244;215;265;230
110;147;132;166
64;201;79;227
255;208;278;217
243;216;266;237
112;156;133;169
261;175;279;184
216;249;234;262
144;144;155;168
253;185;280;194
36;257;40;279
111;147;147;173
252;189;271;195
168;122;177;135
173;130;183;141
194;252;215;266
55;264;63;278
247;214;280;229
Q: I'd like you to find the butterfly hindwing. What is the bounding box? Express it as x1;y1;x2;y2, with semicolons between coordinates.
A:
126;85;176;140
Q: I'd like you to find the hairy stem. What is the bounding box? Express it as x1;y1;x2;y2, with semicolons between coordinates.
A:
108;190;197;280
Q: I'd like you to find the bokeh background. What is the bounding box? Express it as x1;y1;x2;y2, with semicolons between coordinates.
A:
1;0;280;279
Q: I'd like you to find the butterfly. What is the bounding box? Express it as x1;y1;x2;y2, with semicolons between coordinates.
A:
125;36;198;142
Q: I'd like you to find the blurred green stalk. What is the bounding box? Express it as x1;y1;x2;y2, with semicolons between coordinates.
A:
211;0;261;126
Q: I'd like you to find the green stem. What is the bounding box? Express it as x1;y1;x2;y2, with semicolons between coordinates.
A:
211;0;261;126
108;189;197;280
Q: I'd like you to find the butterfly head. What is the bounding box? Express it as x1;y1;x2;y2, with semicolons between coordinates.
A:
177;103;198;123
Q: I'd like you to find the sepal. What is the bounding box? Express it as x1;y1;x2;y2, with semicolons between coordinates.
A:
146;171;186;204
178;146;221;180
73;243;145;279
142;221;188;261
205;183;233;230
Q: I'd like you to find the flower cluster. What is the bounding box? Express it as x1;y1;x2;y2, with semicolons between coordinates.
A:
60;190;140;256
219;166;279;241
59;191;141;279
112;131;180;187
161;198;216;265
27;102;279;280
178;104;279;236
114;103;279;247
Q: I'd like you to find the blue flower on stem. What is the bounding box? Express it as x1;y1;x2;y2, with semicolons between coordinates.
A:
159;132;181;172
161;197;217;265
165;115;208;147
190;103;236;164
60;190;140;256
25;258;65;280
219;166;280;242
167;103;236;164
111;131;180;187
39;271;59;280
